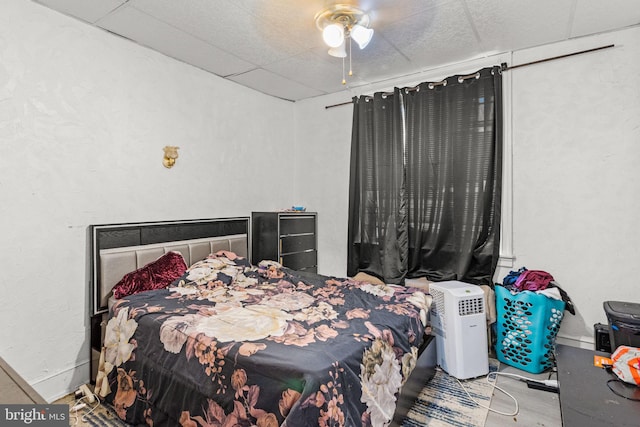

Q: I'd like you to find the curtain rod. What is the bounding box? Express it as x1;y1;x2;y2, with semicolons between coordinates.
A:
324;44;615;109
501;44;614;71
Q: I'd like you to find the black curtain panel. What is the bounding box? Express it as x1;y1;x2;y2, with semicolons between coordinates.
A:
348;66;503;285
348;89;408;284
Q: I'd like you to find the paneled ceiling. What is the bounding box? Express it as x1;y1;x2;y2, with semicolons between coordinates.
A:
33;0;640;102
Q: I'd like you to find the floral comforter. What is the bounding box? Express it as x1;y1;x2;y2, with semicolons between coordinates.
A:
95;251;430;427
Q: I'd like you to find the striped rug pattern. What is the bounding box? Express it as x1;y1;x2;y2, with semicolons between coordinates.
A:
402;359;499;427
66;403;126;427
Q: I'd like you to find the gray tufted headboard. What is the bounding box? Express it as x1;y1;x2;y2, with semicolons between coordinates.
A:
90;217;249;316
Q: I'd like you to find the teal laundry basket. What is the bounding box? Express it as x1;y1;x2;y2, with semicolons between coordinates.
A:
495;285;565;373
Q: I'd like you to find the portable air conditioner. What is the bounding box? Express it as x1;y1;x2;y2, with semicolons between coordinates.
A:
430;281;489;379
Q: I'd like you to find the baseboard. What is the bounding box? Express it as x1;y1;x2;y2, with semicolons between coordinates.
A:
30;360;90;403
556;335;594;349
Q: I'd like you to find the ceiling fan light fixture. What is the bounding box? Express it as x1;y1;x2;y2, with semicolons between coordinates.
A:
328;41;347;58
314;5;373;85
323;24;345;48
351;24;373;49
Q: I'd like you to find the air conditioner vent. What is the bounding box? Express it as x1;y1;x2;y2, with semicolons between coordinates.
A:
459;297;484;316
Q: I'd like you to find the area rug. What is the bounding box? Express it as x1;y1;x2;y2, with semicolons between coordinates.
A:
402;358;499;427
75;406;128;427
57;394;127;427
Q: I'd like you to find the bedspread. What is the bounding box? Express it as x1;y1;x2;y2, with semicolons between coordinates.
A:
95;252;430;427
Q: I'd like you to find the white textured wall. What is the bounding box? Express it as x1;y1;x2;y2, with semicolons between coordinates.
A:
295;27;640;348
506;27;640;347
0;0;294;401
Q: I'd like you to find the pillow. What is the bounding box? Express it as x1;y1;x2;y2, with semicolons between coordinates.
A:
404;277;432;291
352;271;385;286
112;251;187;299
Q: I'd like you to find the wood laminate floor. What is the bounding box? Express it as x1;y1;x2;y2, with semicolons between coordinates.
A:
485;363;562;427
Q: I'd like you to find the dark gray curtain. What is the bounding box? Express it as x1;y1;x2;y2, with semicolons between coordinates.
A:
347;66;503;285
348;89;408;283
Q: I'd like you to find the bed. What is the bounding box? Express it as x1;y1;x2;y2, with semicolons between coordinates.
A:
89;217;436;427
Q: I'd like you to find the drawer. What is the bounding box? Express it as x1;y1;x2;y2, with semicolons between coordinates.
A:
280;216;315;236
281;250;317;271
280;234;315;254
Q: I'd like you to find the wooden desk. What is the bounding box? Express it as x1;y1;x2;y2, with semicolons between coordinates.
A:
555;344;640;427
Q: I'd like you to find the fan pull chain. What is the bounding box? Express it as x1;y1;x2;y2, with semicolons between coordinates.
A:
349;37;353;77
342;56;346;85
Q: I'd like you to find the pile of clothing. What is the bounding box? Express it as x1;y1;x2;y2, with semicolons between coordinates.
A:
502;267;575;315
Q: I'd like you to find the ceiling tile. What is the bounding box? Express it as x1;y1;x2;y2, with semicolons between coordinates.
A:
34;0;126;23
366;0;458;28
228;68;324;101
571;0;640;37
96;4;254;77
233;0;327;51
264;47;370;95
128;0;308;66
464;0;575;52
381;3;482;70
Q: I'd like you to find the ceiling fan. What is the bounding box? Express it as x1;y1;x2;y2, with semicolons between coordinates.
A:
314;4;375;84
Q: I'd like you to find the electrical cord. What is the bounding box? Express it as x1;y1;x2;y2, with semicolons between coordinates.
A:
606;379;640;401
69;388;101;426
454;372;518;416
599;364;640;401
453;370;559;417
